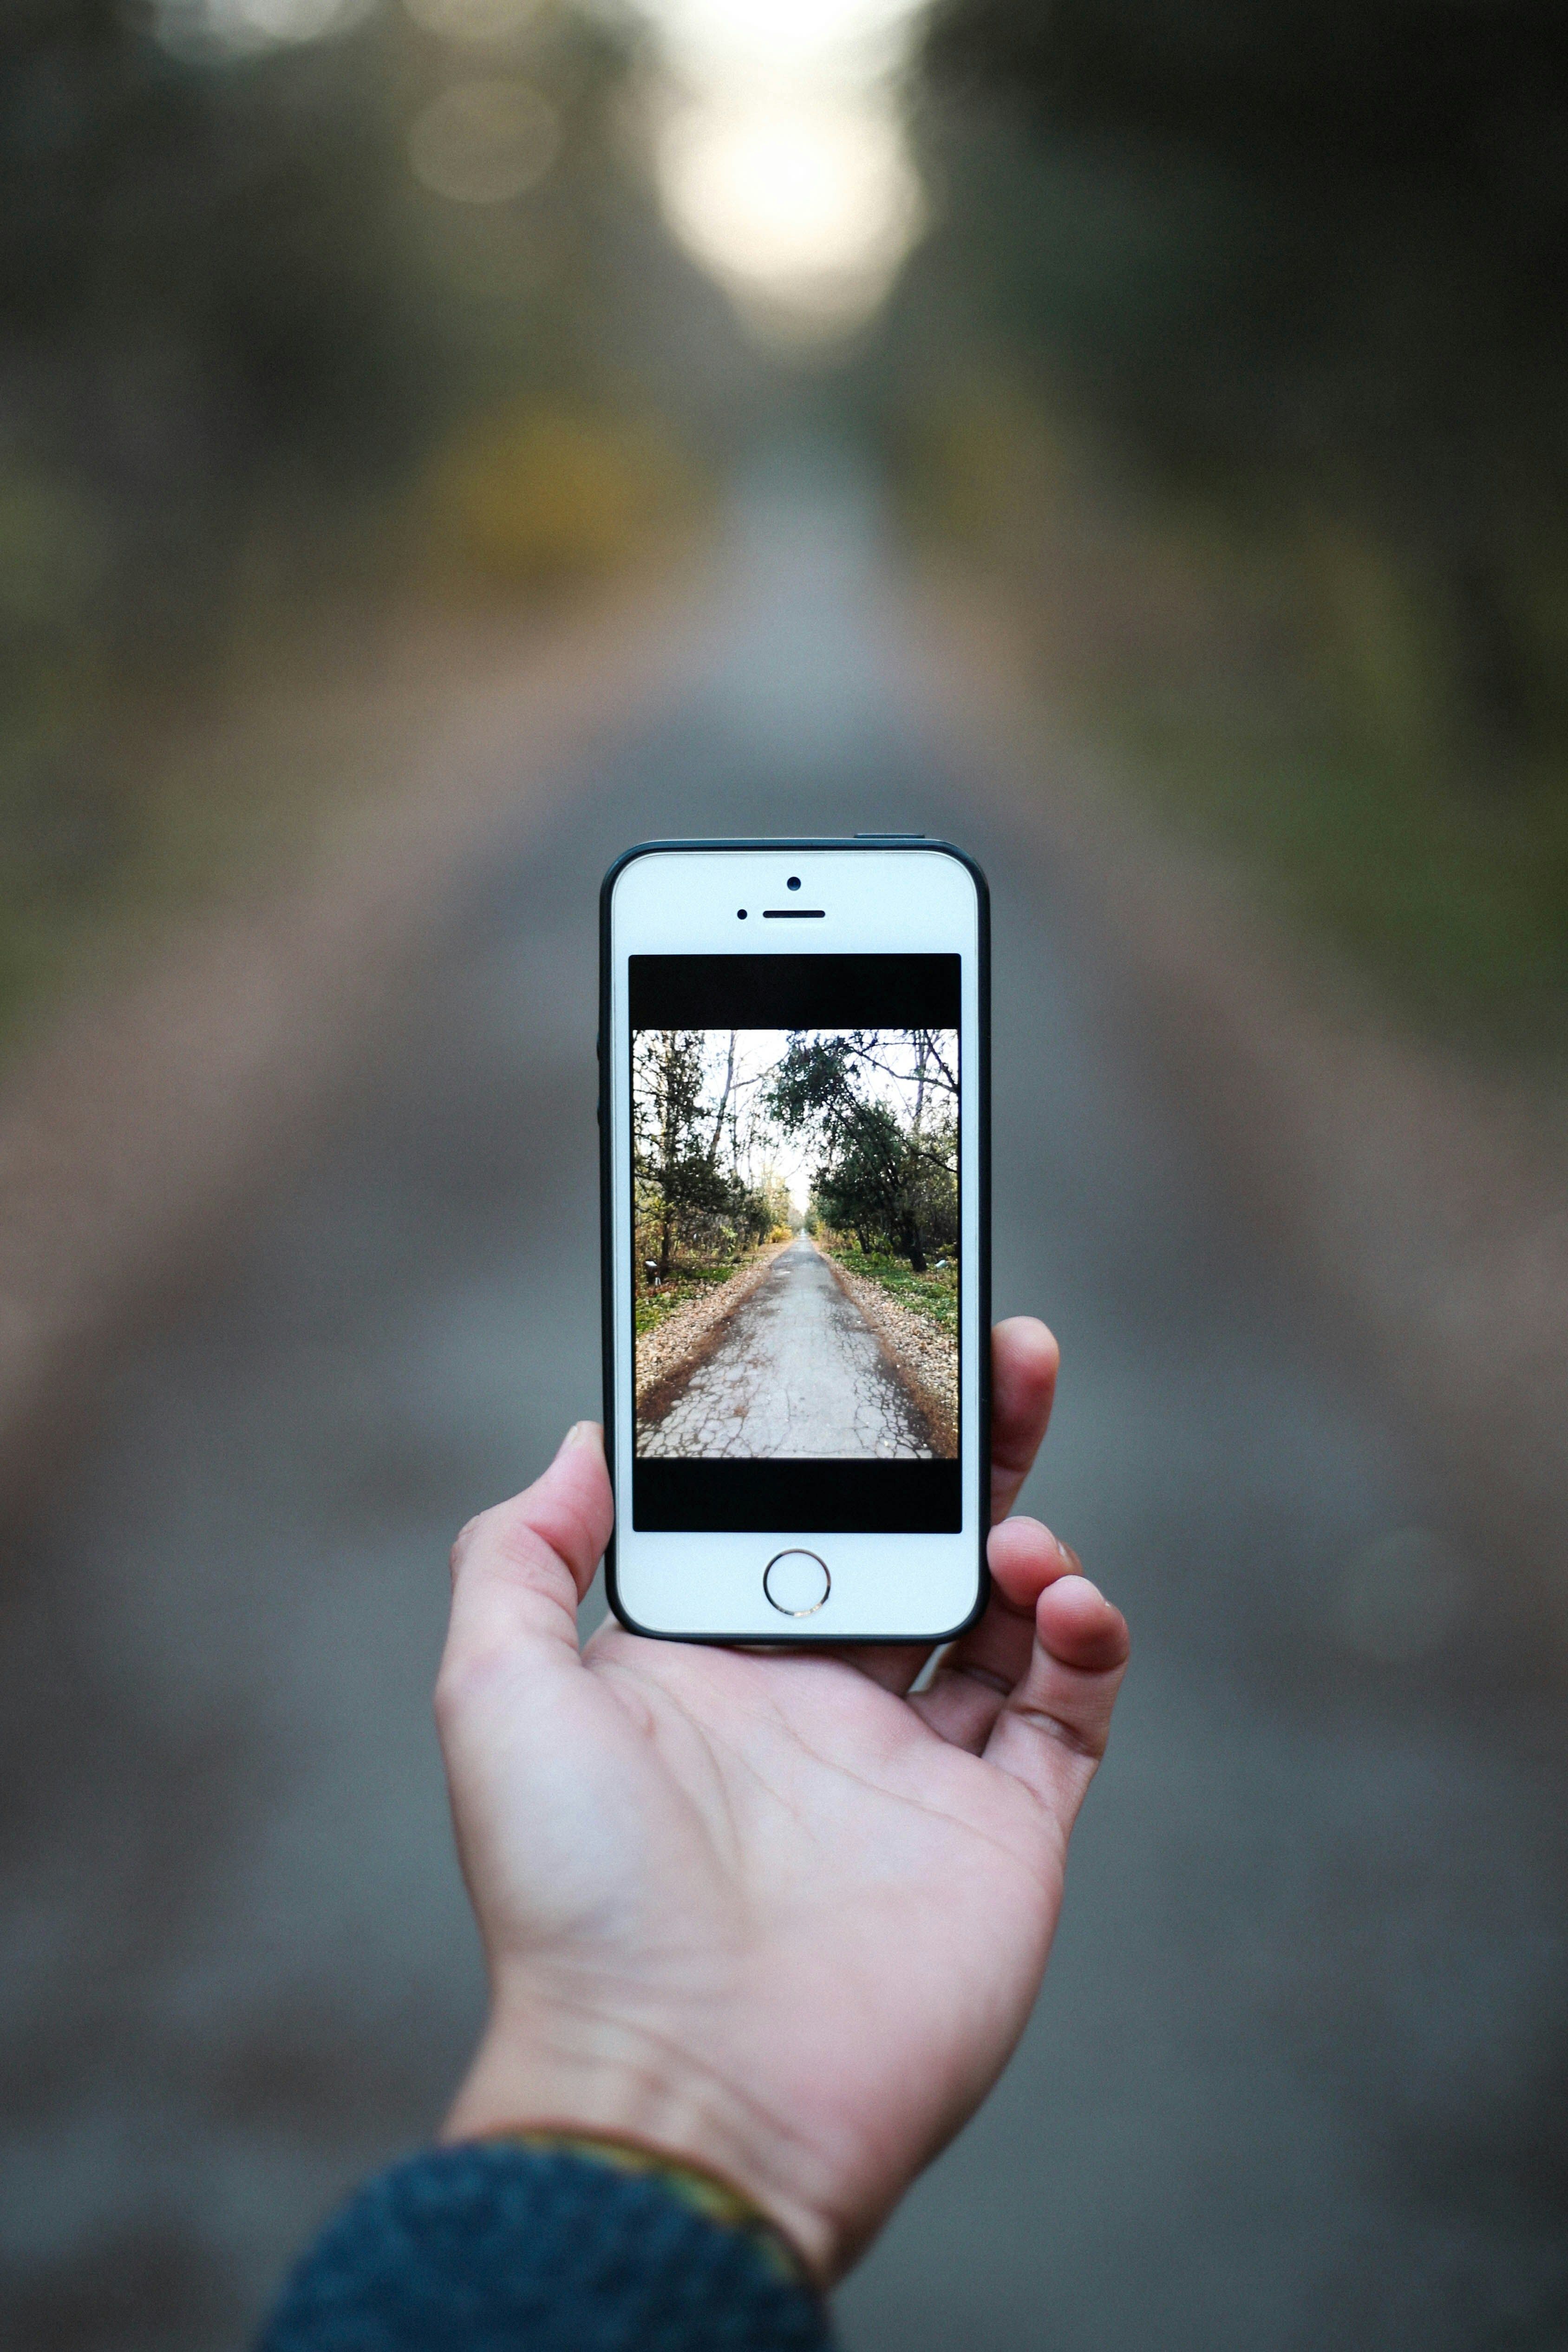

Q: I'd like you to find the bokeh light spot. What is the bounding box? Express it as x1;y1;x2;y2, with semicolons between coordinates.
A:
403;0;546;46
657;100;922;338
408;80;561;206
640;0;927;343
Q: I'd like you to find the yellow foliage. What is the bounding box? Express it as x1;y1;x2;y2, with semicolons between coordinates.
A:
769;1224;793;1243
427;405;698;588
906;379;1073;550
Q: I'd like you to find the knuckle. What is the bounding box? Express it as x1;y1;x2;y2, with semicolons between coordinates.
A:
448;1509;494;1584
1010;1699;1106;1764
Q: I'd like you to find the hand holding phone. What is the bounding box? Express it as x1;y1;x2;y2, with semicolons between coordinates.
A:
437;1322;1129;2284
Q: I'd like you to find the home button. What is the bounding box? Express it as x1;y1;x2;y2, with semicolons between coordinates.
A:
764;1550;830;1617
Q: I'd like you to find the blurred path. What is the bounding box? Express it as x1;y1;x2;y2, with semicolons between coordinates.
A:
2;447;1566;2352
639;1235;934;1459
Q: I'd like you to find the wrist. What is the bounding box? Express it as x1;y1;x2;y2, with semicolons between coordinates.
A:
441;1991;846;2283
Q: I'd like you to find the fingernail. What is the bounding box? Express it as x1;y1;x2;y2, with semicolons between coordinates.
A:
1058;1539;1083;1576
560;1421;600;1453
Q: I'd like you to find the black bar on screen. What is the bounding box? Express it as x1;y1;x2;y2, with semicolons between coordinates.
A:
629;954;960;1031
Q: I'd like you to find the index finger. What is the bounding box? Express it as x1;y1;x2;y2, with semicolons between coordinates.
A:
991;1317;1059;1521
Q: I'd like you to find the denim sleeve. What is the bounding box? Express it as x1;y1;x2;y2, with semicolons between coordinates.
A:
256;2140;835;2352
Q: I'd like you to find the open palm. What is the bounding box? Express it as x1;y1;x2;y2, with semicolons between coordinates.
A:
437;1319;1129;2282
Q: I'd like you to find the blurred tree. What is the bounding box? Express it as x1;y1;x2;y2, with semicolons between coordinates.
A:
1;0;428;644
0;0;754;1032
908;0;1568;762
0;0;715;652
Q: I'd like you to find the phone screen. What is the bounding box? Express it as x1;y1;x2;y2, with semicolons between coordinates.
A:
629;953;961;1533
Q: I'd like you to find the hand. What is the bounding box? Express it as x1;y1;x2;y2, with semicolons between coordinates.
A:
437;1319;1129;2283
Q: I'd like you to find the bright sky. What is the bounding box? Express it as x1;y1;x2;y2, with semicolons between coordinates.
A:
701;1030;814;1215
638;0;928;341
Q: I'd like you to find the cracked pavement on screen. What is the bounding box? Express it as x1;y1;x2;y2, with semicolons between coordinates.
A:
639;1235;934;1459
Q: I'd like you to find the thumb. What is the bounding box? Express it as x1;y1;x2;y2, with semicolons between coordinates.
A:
442;1424;614;1684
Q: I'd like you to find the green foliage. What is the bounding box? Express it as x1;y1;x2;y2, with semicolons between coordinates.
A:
633;1259;751;1339
820;1242;958;1335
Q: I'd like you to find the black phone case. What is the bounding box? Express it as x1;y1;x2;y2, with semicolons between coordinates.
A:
597;836;992;1644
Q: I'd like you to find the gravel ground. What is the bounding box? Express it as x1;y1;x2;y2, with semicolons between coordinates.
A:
823;1256;958;1455
633;1241;787;1410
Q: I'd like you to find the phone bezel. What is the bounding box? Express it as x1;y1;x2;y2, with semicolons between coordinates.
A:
598;837;991;1645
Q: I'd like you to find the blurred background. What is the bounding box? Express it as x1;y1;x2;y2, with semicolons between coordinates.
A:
3;2;1567;2346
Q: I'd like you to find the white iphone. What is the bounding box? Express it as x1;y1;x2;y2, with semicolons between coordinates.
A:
599;837;990;1643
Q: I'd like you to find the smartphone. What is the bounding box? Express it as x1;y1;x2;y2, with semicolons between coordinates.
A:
599;837;990;1643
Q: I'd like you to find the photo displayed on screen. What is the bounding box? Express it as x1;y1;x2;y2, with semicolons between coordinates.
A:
633;1026;959;1463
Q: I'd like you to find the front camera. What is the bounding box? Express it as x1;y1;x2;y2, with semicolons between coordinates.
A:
737;908;748;920
786;875;802;890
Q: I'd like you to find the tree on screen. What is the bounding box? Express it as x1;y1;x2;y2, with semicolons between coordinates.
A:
632;1030;777;1279
770;1030;958;1273
632;1030;732;1277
